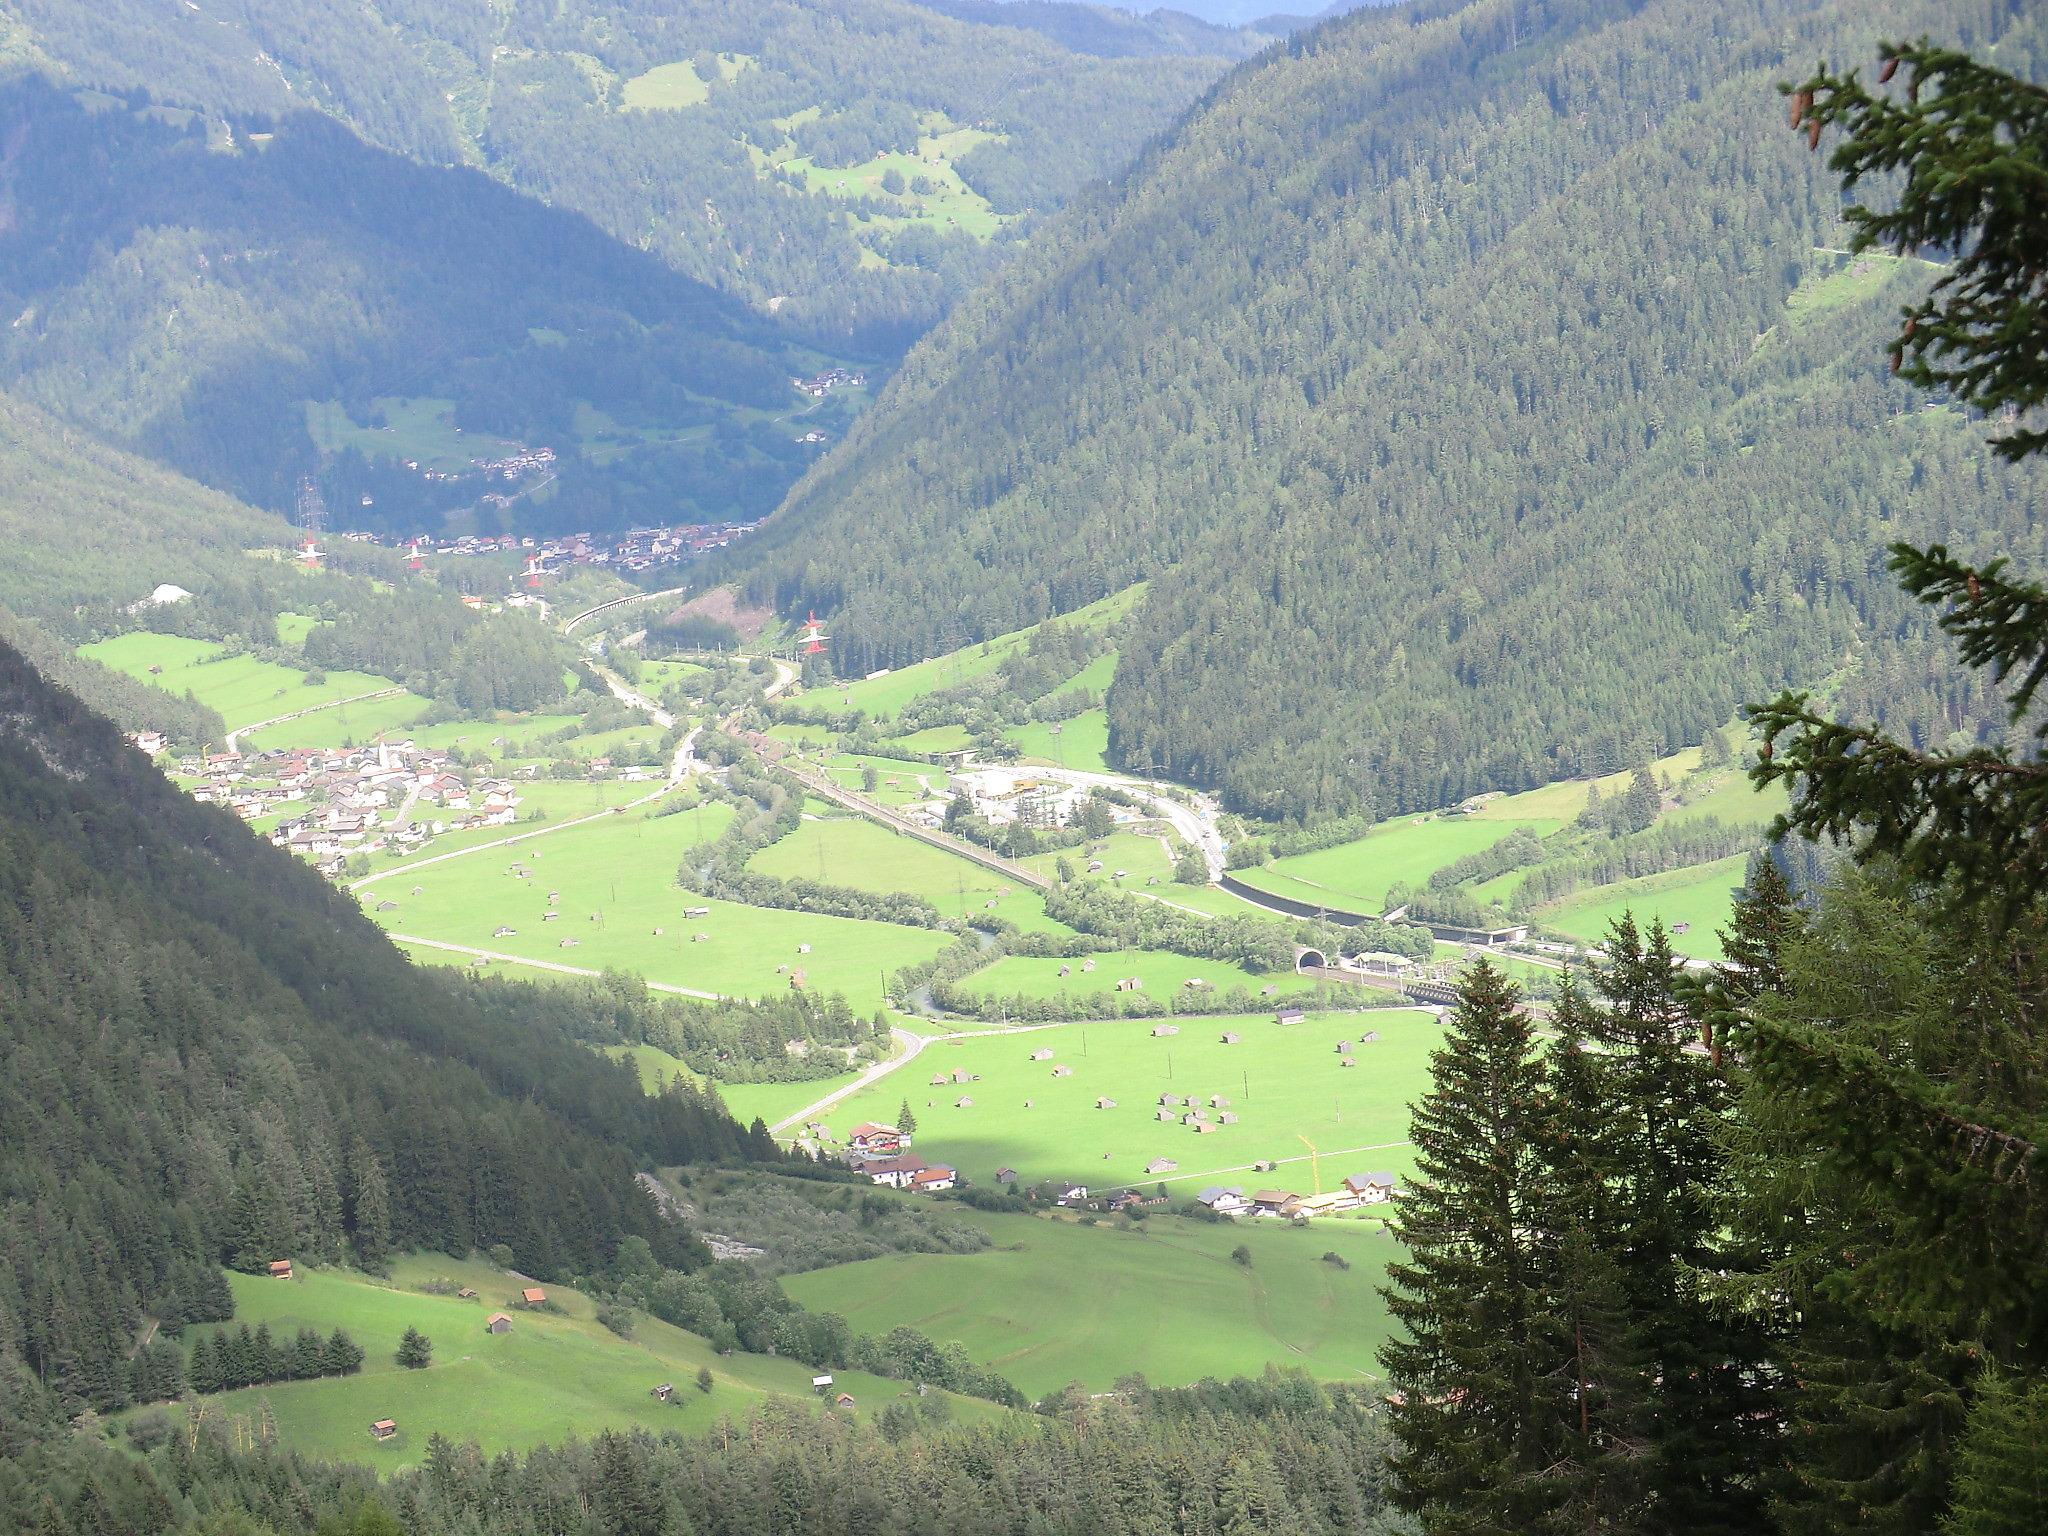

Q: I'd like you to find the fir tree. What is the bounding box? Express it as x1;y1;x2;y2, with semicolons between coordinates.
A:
1531;975;1652;1534
1380;960;1551;1533
1943;1369;2048;1536
396;1328;432;1370
896;1099;917;1136
347;1139;392;1272
1590;919;1775;1533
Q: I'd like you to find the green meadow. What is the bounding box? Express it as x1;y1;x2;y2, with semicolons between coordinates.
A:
619;60;709;110
304;396;523;474
1005;708;1111;772
356;781;641;876
163;1257;994;1467
715;1068;872;1132
818;586;1141;722
785;1204;1398;1398
238;691;436;751
764;116;1009;240
811;752;947;806
79;633;401;732
363;799;951;1008
818;1007;1436;1189
951;949;1275;1005
1536;854;1750;960
1239;812;1568;915
749;811;1064;933
1023;828;1181;889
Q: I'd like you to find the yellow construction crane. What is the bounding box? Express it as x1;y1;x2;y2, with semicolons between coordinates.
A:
1297;1133;1322;1195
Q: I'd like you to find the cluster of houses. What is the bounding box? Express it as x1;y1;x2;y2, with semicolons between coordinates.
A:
1193;1173;1400;1220
833;1122;961;1195
792;368;867;399
338;519;759;578
145;735;532;877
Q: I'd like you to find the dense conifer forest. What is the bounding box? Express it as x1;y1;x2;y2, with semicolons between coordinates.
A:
0;0;1234;347
732;0;2048;821
0;78;823;536
0;641;774;1418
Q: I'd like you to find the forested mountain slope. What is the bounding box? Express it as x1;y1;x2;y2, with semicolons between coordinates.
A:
0;0;1232;347
732;0;2048;821
0;78;819;537
0;640;765;1419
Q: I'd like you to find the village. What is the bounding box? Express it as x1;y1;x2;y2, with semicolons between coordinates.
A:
141;733;655;879
336;519;760;578
821;1117;1402;1222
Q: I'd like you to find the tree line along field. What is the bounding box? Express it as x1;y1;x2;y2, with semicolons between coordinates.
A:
363;799;954;1011
1225;734;1789;957
949;949;1273;1004
816;585;1142;721
782;1203;1398;1400
148;1256;997;1467
748;808;1067;933
817;1007;1439;1191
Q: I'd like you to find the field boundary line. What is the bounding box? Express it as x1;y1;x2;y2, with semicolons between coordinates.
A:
225;687;406;752
392;934;723;999
349;787;673;891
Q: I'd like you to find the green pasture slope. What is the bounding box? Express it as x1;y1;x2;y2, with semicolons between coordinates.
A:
238;691;436;751
715;1069;870;1133
750;811;1064;932
785;1204;1398;1399
164;1256;996;1466
1005;709;1111;772
818;586;1142;722
818;1007;1437;1190
78;633;401;733
364;798;951;1009
1536;854;1751;961
1238;811;1568;915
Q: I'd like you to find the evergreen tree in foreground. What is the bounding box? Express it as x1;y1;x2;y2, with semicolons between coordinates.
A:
1380;960;1551;1533
1734;40;2048;1530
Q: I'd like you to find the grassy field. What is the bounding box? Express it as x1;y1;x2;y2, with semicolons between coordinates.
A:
1023;828;1180;890
951;949;1275;1006
1238;812;1566;915
809;752;946;807
401;712;585;755
79;633;401;733
785;1204;1399;1398
363;799;951;1009
1005;709;1111;772
357;781;637;875
1536;854;1750;960
889;723;975;753
607;1040;698;1092
817;587;1142;722
750;811;1066;933
239;691;436;751
717;1074;854;1131
818;1006;1436;1189
163;1256;995;1466
763;115;1009;240
304;396;524;474
619;59;708;109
